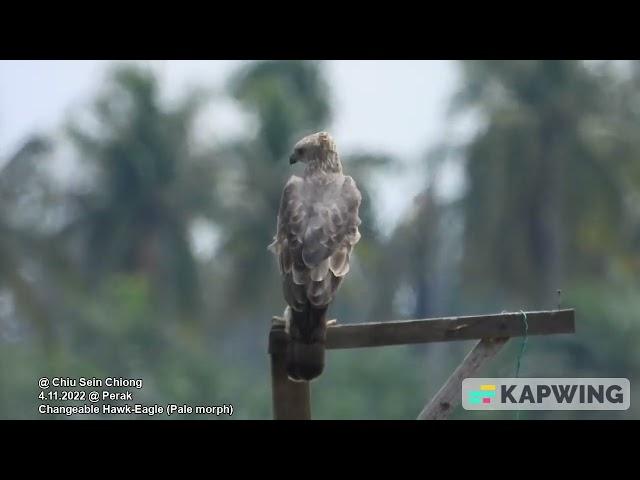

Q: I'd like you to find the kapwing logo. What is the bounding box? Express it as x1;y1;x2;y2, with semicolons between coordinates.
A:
468;384;497;405
462;378;630;410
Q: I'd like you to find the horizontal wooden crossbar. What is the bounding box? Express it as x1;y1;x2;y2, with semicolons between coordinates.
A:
269;309;574;354
324;309;574;349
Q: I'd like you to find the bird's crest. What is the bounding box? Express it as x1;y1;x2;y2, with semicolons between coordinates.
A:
317;132;336;153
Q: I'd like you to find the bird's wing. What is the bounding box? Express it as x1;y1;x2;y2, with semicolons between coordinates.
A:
269;175;308;311
301;175;361;275
270;174;362;309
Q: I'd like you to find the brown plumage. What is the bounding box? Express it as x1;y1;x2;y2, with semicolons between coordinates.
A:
269;132;362;381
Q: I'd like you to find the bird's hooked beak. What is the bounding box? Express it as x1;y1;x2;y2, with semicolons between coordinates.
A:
289;154;297;165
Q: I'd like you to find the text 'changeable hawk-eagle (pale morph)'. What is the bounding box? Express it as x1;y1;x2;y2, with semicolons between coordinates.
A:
268;132;362;382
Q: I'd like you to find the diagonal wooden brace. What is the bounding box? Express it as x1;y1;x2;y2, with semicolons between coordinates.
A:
417;337;509;420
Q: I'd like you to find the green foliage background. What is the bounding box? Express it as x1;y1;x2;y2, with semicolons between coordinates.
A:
1;60;639;419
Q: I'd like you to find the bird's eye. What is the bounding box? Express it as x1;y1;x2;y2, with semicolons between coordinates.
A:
295;147;304;155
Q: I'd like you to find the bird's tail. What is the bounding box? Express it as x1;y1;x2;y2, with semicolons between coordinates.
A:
286;305;327;382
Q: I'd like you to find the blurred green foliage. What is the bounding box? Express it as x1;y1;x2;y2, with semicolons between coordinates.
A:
1;60;640;419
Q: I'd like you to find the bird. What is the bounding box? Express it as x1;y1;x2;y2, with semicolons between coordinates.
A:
268;131;362;382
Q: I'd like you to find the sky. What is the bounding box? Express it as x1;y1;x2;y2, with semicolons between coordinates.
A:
0;60;472;232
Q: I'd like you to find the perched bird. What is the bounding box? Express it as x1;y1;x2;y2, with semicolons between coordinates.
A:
269;132;362;382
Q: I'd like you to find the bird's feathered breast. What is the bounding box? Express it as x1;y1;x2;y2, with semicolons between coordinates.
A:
269;173;362;310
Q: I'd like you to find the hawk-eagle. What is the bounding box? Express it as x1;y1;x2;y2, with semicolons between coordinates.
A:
269;132;362;382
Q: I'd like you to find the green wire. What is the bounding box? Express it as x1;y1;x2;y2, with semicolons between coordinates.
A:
515;310;528;420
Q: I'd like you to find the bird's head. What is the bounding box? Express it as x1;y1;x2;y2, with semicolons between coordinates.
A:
289;131;342;174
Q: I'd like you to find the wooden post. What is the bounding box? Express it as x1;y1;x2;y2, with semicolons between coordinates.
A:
268;309;575;420
268;324;311;420
417;337;509;420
